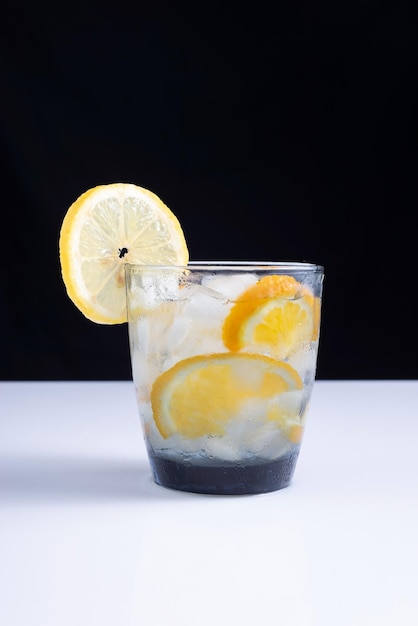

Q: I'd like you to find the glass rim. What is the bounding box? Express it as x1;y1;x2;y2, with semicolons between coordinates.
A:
125;261;324;272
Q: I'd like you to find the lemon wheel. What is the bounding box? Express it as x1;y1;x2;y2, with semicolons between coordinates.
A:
151;352;303;439
59;183;189;324
222;274;319;358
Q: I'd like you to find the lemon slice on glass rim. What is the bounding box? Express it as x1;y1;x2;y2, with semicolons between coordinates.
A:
59;183;189;324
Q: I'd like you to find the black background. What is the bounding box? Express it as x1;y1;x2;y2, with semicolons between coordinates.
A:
1;1;417;381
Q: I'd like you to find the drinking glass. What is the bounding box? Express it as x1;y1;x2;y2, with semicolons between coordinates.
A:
125;262;324;495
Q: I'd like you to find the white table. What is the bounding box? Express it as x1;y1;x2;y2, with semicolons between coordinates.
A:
1;381;418;626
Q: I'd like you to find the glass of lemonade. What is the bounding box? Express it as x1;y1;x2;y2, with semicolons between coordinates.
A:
125;261;324;495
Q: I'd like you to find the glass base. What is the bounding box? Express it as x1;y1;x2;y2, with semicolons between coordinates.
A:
148;448;300;495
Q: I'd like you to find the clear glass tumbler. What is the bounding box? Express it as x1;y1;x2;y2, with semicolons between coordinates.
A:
125;261;324;495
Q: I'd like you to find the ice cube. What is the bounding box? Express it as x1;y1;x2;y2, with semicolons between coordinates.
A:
162;280;231;358
201;272;258;302
138;270;184;308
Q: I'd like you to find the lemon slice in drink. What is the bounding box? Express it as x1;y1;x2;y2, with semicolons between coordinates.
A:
59;183;189;324
222;274;319;359
151;352;303;439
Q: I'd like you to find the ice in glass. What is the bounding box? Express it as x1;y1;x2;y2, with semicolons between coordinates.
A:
126;262;324;495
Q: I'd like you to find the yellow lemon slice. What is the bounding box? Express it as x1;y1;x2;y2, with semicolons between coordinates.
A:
59;183;189;324
151;352;303;439
222;274;319;359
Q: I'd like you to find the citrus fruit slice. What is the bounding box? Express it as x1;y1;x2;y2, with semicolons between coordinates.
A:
222;274;319;359
59;183;189;324
151;352;303;439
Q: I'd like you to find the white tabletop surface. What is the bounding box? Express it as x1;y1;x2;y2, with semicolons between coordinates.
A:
1;380;418;626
